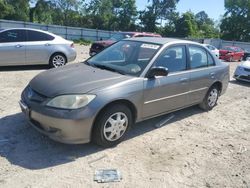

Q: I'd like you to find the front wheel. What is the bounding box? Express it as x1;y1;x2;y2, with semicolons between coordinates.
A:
92;104;132;147
199;86;219;111
49;53;67;68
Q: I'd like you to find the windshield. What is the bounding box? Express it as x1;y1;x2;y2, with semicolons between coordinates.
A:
222;47;236;52
109;33;133;41
87;40;161;77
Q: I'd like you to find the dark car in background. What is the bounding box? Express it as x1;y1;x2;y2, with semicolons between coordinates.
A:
219;46;244;62
89;32;161;56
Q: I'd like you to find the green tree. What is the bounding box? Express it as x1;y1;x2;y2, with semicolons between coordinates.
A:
30;0;53;24
175;11;198;38
139;0;179;32
195;11;220;38
51;0;83;26
220;0;250;41
86;0;137;30
0;0;13;19
115;0;137;31
4;0;29;21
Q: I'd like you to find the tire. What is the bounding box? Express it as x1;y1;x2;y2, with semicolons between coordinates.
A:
199;86;219;111
49;53;67;68
92;104;132;147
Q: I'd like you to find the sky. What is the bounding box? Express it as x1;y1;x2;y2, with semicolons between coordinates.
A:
136;0;225;21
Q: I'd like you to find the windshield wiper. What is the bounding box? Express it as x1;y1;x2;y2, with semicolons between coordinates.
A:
93;64;125;75
84;61;96;67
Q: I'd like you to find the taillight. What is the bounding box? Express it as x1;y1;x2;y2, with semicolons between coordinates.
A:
70;43;74;48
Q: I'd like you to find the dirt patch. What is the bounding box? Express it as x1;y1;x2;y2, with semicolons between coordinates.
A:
0;45;249;187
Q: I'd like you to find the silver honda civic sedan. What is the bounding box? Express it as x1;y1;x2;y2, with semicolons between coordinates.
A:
20;38;229;147
0;28;76;68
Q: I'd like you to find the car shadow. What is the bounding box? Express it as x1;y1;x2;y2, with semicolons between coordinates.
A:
0;65;48;72
0;106;203;170
229;79;250;87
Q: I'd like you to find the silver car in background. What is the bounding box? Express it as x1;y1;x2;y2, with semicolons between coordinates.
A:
234;61;250;82
20;38;229;147
0;28;76;68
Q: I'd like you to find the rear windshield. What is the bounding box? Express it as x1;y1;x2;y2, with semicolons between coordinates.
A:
109;33;133;41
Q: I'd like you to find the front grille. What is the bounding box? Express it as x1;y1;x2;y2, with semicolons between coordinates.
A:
244;68;250;72
24;86;47;103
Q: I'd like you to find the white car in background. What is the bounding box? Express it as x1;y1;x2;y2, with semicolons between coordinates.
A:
234;61;250;82
202;44;219;58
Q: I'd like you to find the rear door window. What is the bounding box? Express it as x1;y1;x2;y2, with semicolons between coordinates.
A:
27;30;54;41
0;29;26;43
189;46;214;69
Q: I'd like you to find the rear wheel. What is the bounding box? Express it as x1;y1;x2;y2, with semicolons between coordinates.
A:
92;104;132;147
49;53;67;68
199;86;219;111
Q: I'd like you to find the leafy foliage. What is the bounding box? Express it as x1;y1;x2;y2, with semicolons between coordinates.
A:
220;0;250;41
0;0;222;40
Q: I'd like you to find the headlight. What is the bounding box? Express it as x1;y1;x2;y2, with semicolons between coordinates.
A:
46;94;96;109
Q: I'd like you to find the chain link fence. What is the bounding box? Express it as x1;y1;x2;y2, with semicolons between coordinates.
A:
0;19;116;41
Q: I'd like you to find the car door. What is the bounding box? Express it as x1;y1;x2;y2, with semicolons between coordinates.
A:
0;29;26;66
25;30;55;65
143;45;190;118
188;45;216;103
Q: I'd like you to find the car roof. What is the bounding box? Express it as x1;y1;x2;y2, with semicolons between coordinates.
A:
124;37;197;45
0;28;57;37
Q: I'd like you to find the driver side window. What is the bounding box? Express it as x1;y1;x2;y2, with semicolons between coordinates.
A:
154;45;187;73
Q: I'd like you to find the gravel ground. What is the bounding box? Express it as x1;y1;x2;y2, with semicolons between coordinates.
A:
0;44;249;188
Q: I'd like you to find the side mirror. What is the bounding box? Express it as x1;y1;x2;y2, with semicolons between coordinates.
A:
147;67;169;79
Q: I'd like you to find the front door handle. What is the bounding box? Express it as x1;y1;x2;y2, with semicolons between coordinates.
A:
180;78;188;83
45;43;51;46
210;72;215;79
15;44;23;48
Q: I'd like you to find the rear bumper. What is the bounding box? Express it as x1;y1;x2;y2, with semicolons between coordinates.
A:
19;100;94;144
67;51;77;62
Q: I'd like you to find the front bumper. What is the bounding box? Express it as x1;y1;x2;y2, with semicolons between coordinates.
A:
19;99;95;144
234;66;250;82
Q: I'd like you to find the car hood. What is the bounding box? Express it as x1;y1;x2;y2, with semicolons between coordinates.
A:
29;63;132;97
241;61;250;68
94;40;115;47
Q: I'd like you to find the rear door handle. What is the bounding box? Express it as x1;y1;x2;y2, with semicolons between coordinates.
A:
15;44;23;48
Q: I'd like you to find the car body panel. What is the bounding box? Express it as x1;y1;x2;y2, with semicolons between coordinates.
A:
0;41;26;65
0;28;76;66
20;37;229;144
219;46;244;61
234;61;250;82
